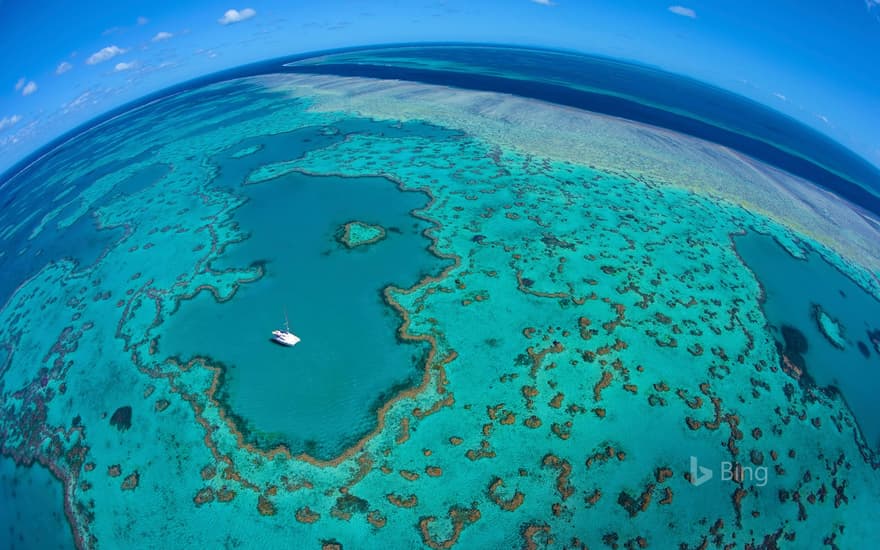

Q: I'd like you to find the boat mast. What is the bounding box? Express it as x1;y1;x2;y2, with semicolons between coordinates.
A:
283;307;290;333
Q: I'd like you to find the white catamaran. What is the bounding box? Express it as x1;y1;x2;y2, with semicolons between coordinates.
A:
272;310;301;347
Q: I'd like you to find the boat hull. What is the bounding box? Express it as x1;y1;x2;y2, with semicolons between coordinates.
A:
271;330;301;347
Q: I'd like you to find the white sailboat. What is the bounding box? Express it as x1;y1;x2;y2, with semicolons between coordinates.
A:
271;309;301;347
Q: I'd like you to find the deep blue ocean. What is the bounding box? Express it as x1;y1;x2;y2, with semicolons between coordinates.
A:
5;44;880;218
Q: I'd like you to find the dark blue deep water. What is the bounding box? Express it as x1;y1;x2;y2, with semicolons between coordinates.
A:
5;44;880;220
282;45;880;216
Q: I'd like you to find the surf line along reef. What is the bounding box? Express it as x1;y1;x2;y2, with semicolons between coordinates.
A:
0;72;878;548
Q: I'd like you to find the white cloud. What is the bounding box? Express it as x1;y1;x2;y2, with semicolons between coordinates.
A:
137;16;149;25
56;61;73;75
195;48;220;59
22;81;38;96
152;31;173;42
61;90;94;114
114;61;137;72
218;8;256;25
816;114;830;124
0;115;22;131
14;78;25;91
531;0;555;5
668;5;697;18
772;92;787;101
86;45;126;65
0;117;37;148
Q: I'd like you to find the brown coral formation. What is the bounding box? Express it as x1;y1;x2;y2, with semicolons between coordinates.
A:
521;523;552;550
676;389;703;409
386;493;418;508
523;415;542;429
487;476;525;511
121;471;139;491
732;487;747;526
655;467;674;483
687;343;704;356
585;445;625;469
750;450;764;466
526;341;564;376
647;394;666;407
551;422;572;440
486;403;504;420
617;484;654;517
281;476;314;492
521;385;539;408
465;441;496;460
542;454;574;500
593;371;612;401
413;394;455;419
193;487;214;506
417;506;481;549
395;417;411;444
257;495;277;516
295;506;320;523
400;469;420;481
367;510;387;529
337;220;387;248
578;316;593;340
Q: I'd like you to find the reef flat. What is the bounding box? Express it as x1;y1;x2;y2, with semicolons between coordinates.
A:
338;221;387;249
0;72;878;549
270;73;880;281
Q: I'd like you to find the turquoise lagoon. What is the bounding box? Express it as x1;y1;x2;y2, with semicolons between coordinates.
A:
735;232;880;451
1;47;880;548
163;159;446;459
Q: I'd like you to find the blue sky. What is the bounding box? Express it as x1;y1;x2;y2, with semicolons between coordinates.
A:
1;0;879;175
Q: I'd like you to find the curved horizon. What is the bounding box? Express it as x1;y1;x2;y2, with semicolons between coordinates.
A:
3;7;880;547
3;0;879;177
4;42;880;219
